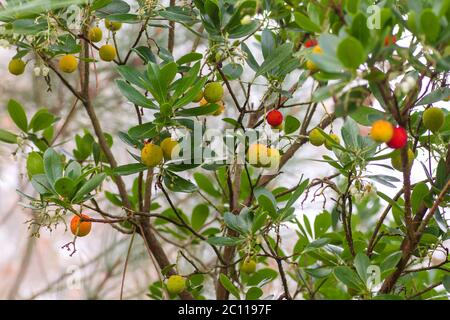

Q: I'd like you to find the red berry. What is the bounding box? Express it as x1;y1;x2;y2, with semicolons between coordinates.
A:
387;126;407;149
384;35;396;46
305;39;318;48
266;110;283;127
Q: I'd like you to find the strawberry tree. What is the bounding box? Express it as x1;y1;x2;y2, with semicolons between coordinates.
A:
0;0;449;300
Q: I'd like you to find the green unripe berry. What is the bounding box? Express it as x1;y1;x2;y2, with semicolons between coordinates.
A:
391;149;415;172
105;19;122;31
8;59;25;75
203;82;224;103
241;259;257;274
309;128;325;146
422;107;444;132
166;275;186;294
325;133;340;150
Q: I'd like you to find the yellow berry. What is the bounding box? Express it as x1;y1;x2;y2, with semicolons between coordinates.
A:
309;128;325;146
204;82;224;103
247;144;269;168
325;133;340;150
141;143;163;167
391;148;415;172
99;44;116;62
104;19;122;31
59;55;78;73
88;27;103;42
199;97;209;106
8;58;25;75
422;107;444;132
306;45;322;72
370;120;394;143
166;275;186;295
241;259;257;274
160;137;179;160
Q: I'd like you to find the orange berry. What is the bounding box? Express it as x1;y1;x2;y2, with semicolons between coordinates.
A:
70;214;92;237
370;120;394;143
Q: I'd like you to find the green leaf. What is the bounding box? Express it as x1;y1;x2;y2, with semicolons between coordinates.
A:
284;115;301;134
254;187;277;218
223;211;249;235
159;6;196;24
0;129;17;144
420;9;441;43
116;80;157;109
294;12;321;33
247;268;278;286
31;174;53;195
193;172;221;197
7;99;27;132
443;275;450;293
245;287;263;300
381;251;402;272
416;87;450;105
163;171;197;193
65;161;82;180
54;177;75;197
222;64;243;80
191;204;209;231
350;106;385;126
337;36;366;69
411;182;429;214
176;52;202;65
29;109;55;132
346;0;360;14
284;179;309;210
350;12;370;47
72;173;106;203
313;211;331;238
241;43;259;72
175;103;219;116
333;266;364;290
354;253;370;284
113;163;148;176
104;13;139;23
26;152;44;178
256;43;293;77
219;273;240;299
206;236;242;246
43;148;63;186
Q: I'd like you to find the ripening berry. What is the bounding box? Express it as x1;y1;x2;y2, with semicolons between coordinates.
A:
199;97;208;106
59;55;78;73
247;144;269;168
422;107;444;132
266;110;283;127
203;82;224;103
99;44;116;62
384;35;397;46
241;259;257;274
8;59;25;75
305;39;318;48
160;137;179;160
370;120;394;143
88;27;103;42
306;45;322;72
141;143;163;167
391;148;415;172
387;126;408;149
325;133;340;150
104;19;122;31
70;214;92;237
166;275;186;294
309;128;325;146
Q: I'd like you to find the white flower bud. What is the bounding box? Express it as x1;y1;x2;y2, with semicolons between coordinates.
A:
41;66;49;77
400;82;411;94
430;249;447;266
26;35;34;42
405;76;415;88
33;67;41;76
0;39;10;48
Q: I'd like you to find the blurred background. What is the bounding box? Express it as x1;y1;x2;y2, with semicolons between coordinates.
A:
0;2;445;300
